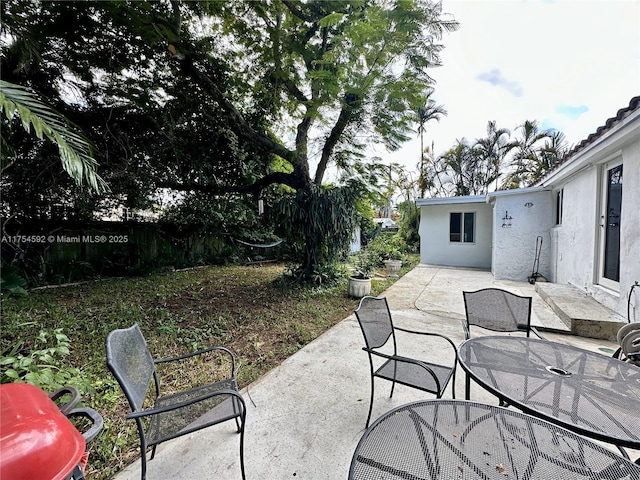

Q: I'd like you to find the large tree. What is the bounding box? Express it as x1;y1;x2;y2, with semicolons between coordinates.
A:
1;0;458;277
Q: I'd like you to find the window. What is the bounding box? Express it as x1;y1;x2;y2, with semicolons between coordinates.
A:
555;189;563;225
450;212;475;243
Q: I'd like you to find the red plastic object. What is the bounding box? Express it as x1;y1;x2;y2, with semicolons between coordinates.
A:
0;383;86;480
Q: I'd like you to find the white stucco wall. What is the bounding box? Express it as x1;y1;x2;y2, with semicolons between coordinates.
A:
550;168;599;289
419;201;493;268
490;190;554;281
545;131;640;319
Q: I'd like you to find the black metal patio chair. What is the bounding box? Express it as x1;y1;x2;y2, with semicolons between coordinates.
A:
355;296;457;428
462;287;544;400
106;324;246;480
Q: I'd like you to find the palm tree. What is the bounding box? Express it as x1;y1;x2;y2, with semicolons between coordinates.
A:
534;130;569;181
441;138;476;196
503;120;552;188
418;143;449;197
0;80;106;192
417;91;447;197
474;120;512;191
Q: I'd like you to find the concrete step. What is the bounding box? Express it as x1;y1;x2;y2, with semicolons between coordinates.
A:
535;282;627;340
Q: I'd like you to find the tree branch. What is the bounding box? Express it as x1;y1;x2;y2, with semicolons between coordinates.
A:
158;171;306;194
281;0;317;22
177;53;299;168
314;92;359;184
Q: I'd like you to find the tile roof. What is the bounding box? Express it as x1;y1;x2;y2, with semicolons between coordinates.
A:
536;95;640;183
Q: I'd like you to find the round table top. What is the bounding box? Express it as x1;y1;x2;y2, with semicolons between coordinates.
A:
349;400;640;480
458;336;640;448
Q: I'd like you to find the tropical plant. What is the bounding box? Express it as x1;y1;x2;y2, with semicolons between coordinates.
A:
474;120;512;191
365;233;408;265
352;251;377;279
273;184;361;281
0;80;106;192
0;263;28;296
503;120;553;188
0;328;92;393
417;91;447;197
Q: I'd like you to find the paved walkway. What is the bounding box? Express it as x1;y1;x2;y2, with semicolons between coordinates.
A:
113;265;625;480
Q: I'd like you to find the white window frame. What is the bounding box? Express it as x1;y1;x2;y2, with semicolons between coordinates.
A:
450;211;475;244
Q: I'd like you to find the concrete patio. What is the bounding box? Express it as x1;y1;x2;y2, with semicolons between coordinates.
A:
113;265;633;480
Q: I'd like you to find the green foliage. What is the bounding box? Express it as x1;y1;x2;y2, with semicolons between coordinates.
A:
0;327;92;393
365;233;408;266
0;80;106;192
351;251;377;279
396;200;421;252
273;184;360;281
0;262;412;479
1;263;28;296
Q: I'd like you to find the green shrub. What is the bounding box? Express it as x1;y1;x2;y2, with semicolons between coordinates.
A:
0;327;93;394
1;264;28;296
365;233;408;266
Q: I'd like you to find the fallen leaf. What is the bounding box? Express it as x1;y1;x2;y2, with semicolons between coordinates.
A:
496;463;508;475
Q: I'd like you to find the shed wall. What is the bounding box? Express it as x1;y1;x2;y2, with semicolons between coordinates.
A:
491;191;554;281
419;202;492;268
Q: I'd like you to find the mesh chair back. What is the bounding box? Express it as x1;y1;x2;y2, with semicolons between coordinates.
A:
355;296;394;349
463;288;532;336
106;324;156;412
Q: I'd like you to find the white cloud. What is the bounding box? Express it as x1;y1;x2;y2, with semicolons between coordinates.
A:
383;0;640;177
476;69;524;97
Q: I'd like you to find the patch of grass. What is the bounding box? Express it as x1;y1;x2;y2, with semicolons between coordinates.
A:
0;257;417;478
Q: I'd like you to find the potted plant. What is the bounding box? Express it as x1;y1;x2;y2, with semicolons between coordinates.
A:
383;247;403;278
348;252;376;298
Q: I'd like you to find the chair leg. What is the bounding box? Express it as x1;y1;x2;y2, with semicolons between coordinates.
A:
233;395;241;433
451;368;456;399
365;376;375;429
465;373;471;400
140;447;148;480
236;410;247;480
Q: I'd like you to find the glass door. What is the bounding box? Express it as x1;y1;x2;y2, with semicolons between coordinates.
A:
599;162;622;289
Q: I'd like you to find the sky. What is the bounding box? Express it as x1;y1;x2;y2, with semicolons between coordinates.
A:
381;0;640;176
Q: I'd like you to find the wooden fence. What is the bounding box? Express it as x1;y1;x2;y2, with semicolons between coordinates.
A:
1;220;282;285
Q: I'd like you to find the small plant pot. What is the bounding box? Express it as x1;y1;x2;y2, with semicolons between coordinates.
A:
384;260;402;278
348;276;372;298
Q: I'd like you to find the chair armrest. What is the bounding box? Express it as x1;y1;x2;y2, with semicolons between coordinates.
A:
363;348;443;393
393;326;459;364
154;345;237;378
531;326;545;340
125;388;244;420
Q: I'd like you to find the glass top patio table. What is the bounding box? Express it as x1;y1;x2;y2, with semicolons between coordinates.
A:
348;400;640;480
457;336;640;449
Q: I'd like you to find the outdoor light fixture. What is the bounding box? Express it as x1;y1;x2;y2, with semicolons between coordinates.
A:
501;211;513;228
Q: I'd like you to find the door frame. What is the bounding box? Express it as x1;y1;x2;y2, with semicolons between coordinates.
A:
597;158;623;291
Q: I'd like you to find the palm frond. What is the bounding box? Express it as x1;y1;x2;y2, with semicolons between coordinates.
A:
0;80;107;192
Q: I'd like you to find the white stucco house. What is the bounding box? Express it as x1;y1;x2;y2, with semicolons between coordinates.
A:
417;96;639;321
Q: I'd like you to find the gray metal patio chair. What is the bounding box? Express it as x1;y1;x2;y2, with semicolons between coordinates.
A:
106;324;246;480
355;296;457;428
462;287;543;400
